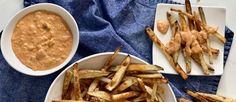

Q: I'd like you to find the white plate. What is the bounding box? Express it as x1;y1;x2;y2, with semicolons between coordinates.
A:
44;52;177;102
153;4;225;75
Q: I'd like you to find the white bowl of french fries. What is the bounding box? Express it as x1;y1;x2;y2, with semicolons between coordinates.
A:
44;48;177;102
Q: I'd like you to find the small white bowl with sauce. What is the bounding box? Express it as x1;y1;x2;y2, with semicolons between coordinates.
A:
1;3;79;76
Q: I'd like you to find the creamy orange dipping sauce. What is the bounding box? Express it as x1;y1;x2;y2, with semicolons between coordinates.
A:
11;10;73;70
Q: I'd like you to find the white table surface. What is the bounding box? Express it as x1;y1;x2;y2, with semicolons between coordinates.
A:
1;0;236;98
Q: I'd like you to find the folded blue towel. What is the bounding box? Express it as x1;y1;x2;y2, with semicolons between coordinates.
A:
0;0;233;101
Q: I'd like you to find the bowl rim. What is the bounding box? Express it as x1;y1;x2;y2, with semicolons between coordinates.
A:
44;52;177;102
0;3;79;76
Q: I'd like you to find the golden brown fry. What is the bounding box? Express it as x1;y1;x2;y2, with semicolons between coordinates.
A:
151;82;158;101
193;11;202;31
106;55;131;91
199;53;209;75
144;85;159;101
167;12;178;36
185;0;194;30
98;77;111;83
87;91;112;101
73;64;83;101
178;98;192;102
78;70;110;79
109;64;163;72
130;93;146;102
142;78;168;84
101;46;121;71
179;13;192;74
199;7;213;64
88;79;99;92
145;26;188;80
186;90;209;102
196;92;236;102
171;8;226;43
135;74;163;79
191;54;214;72
113;78;137;93
62;69;73;99
112;91;140;101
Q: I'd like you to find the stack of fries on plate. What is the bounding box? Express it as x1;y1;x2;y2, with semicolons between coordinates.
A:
146;0;225;80
53;47;168;102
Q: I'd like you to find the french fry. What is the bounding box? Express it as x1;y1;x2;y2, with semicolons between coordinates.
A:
199;53;209;75
101;46;121;71
98;77;111;83
72;64;83;101
144;85;159;101
87;91;112;101
151;82;158;101
193;11;202;31
130;93;146;101
171;8;226;44
196;92;236;102
135;74;163;79
178;98;192;102
112;91;140;101
186;90;209;102
106;55;131;91
179;13;192;74
62;69;73;99
109;64;163;72
185;0;194;30
113;78;137;93
167;12;178;36
78;70;110;79
145;26;188;80
191;54;214;72
88;79;99;92
198;7;213;64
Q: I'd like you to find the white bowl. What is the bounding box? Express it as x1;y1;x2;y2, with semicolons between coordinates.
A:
1;3;79;76
44;52;177;102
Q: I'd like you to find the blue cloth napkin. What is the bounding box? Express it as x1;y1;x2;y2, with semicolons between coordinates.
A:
0;0;234;101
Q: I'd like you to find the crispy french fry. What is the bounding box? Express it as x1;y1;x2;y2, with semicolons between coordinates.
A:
193;11;202;31
137;78;147;92
142;78;168;84
109;64;163;72
87;91;112;101
88;79;99;92
73;64;83;101
106;55;131;91
191;54;214;72
198;7;213;64
62;69;73;99
145;26;188;80
199;53;209;75
113;78;137;93
112;91;140;101
78;70;110;79
167;11;178;36
171;8;226;43
144;85;159;101
151;82;158;101
196;92;236;102
179;13;192;74
101;46;121;71
98;77;111;83
178;98;192;102
135;74;163;79
186;90;209;102
185;0;194;30
130;93;146;102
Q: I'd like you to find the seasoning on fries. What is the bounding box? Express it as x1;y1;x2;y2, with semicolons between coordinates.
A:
53;47;168;102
